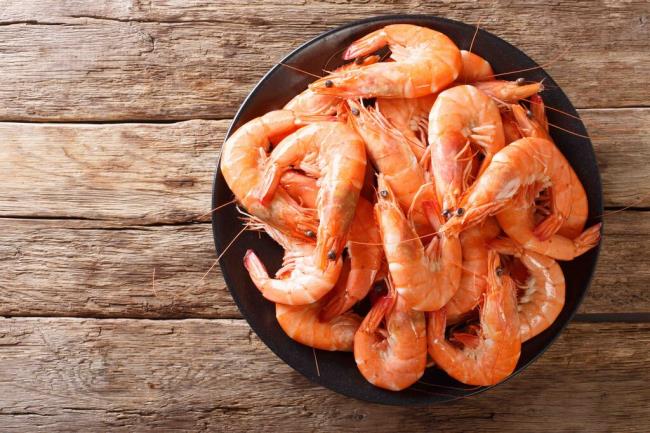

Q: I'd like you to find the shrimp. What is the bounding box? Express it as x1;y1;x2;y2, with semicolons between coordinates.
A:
252;121;367;269
375;175;462;311
348;99;434;237
275;261;363;351
442;137;602;260
427;251;521;386
458;50;494;83
474;80;543;105
490;237;565;342
445;217;501;325
375;94;438;160
278;171;384;320
309;24;461;98
501;108;523;144
220;110;324;242
509;97;588;238
284;55;380;116
354;279;427;391
243;223;342;305
428;84;505;214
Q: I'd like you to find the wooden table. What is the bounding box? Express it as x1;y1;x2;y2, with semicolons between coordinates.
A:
1;1;648;431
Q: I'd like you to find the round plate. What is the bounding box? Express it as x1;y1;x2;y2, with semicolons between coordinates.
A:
211;15;603;405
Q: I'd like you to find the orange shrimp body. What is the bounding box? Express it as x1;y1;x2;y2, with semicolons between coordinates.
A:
427;251;521;386
443;137;587;243
253;122;367;269
429;84;505;213
375;175;462;311
445;217;501;324
376;94;438;160
284;56;380;116
309;24;461;98
348;99;433;236
279;170;383;320
220;110;319;242
458;50;494;82
354;285;427;391
490;238;565;342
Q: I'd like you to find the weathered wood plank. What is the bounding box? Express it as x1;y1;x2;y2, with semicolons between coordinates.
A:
0;318;647;432
0;211;647;319
1;109;648;224
0;1;648;121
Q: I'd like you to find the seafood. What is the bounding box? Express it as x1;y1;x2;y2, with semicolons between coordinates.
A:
442;137;601;260
458;50;494;82
490;237;565;342
445;217;501;324
244;224;342;305
375;175;462;311
253;121;367;269
284;55;380;116
220;110;321;241
309;24;461;98
375;94;438;160
427;251;521;386
428;84;505;214
354;280;427;391
348;99;434;236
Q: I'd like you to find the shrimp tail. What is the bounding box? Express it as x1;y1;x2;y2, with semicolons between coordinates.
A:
320;268;377;321
343;28;387;60
362;278;397;333
574;223;602;256
254;163;282;205
243;249;271;291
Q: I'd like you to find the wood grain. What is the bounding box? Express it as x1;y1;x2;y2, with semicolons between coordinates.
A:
0;1;648;121
0;211;647;319
1;109;649;225
0;318;647;432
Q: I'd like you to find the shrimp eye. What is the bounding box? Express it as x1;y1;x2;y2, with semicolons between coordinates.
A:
456;207;465;216
354;57;364;65
442;209;452;219
327;250;337;260
515;77;525;86
526;109;533;118
380;190;389;198
305;230;316;238
496;267;504;277
325;80;334;88
351;107;360;116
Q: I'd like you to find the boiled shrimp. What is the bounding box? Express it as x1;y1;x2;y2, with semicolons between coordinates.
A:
458;50;494;82
354;279;427;391
278;171;383;320
243;223;342;305
427;251;521;386
284;55;380;116
252;121;367;269
442;137;601;259
348;99;434;237
428;84;505;214
490;237;565;342
220;110;321;242
309;24;461;98
445;217;501;324
375;175;462;311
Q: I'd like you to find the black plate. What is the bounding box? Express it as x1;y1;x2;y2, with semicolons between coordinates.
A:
211;15;603;405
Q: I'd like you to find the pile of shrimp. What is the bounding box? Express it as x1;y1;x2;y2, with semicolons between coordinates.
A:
220;24;601;391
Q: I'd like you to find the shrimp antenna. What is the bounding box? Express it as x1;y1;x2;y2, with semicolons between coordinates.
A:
596;192;650;218
547;121;591;139
197;198;237;219
526;98;583;121
278;63;323;79
491;44;573;78
468;16;484;55
322;45;348;73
